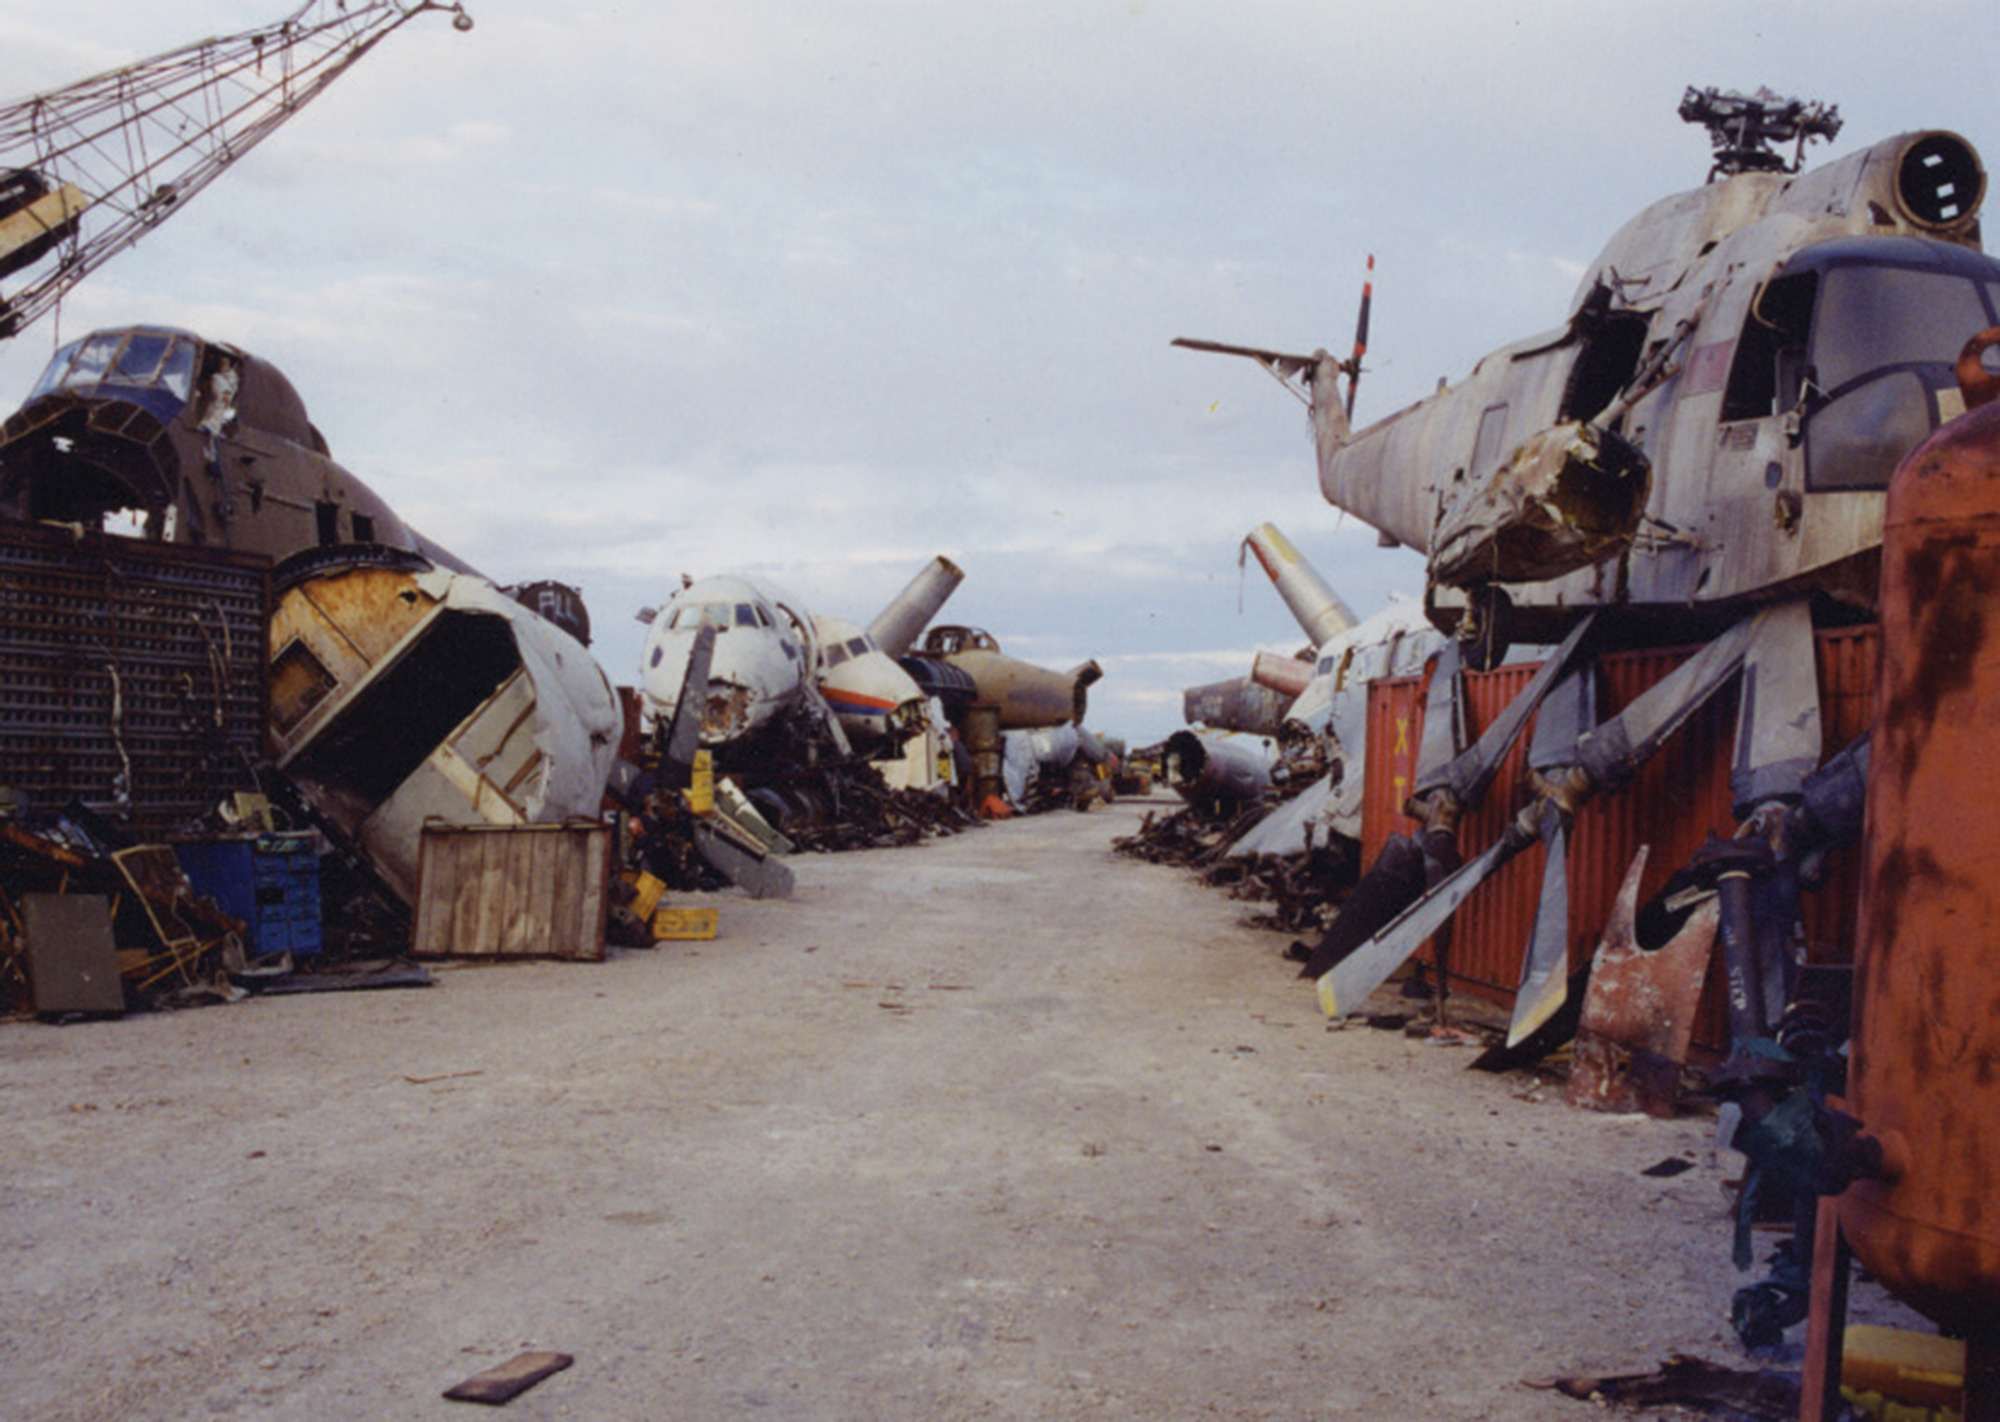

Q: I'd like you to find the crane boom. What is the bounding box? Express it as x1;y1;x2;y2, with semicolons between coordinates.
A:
0;0;472;338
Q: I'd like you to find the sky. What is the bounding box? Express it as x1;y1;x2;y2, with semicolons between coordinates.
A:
4;0;1999;745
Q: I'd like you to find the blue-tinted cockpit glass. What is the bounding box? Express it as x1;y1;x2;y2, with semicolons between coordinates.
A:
27;332;194;403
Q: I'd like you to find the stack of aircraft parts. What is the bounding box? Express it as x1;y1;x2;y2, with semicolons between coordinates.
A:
266;552;620;908
0;521;266;835
0;807;257;1015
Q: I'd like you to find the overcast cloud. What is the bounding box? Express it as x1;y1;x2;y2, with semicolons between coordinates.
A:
3;1;1996;741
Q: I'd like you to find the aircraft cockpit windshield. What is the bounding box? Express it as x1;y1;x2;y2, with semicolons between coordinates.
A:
822;634;878;669
1725;237;2000;490
31;330;198;410
669;600;774;633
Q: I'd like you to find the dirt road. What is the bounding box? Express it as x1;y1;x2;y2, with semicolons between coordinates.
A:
1;797;1822;1419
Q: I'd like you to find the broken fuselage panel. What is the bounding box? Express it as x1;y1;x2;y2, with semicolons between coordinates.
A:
267;555;621;905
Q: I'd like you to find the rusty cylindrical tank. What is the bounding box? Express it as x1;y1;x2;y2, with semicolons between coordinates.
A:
1845;384;2000;1365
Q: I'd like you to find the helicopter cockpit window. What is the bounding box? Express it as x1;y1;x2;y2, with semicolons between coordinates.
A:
29;331;197;403
63;334;118;389
1803;261;2000;490
1722;273;1816;422
1805;370;1935;492
1811;265;1993;393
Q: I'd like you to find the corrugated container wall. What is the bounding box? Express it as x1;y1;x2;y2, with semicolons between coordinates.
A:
1362;627;1876;1056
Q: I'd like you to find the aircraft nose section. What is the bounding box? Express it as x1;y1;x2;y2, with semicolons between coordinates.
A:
0;391;183;527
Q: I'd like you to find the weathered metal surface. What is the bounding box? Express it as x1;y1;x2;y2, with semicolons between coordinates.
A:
1181;674;1292;737
1163;729;1273;816
1362;629;1875;1055
1841;394;2000;1337
412;821;609;961
0;521;267;834
0;329;457;567
865;555;964;657
1567;847;1719;1116
270;561;620;904
1242;522;1357;647
919;625;1100;729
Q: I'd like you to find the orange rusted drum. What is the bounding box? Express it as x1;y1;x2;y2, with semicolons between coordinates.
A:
1845;392;2000;1337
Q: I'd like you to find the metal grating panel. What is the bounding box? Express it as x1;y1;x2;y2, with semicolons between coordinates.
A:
0;522;269;835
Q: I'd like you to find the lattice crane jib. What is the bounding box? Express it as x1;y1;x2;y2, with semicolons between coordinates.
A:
0;0;472;339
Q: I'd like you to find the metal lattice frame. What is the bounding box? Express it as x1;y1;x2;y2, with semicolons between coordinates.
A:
0;0;470;336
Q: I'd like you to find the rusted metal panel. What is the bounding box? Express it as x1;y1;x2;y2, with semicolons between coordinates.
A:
0;521;267;835
1842;400;2000;1337
1362;628;1877;1051
412;821;609;961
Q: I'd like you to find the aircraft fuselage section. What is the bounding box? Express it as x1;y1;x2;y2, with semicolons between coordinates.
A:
1313;131;2000;647
0;326;460;569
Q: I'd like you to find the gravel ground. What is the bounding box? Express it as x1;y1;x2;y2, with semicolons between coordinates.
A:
0;795;1913;1420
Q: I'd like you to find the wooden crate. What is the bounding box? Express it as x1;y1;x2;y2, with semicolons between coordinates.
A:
413;822;609;961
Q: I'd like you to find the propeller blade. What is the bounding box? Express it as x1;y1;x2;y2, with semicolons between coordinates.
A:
1507;805;1571;1046
1345;254;1373;421
663;623;718;775
1318;830;1521;1017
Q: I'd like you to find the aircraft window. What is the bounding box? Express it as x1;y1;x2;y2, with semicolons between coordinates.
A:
825;644;850;668
1811;265;1993;394
1471;404;1510;478
735;604;757;628
109;332;173;388
846;637;869;658
64;334;120;388
158;340;195;400
29;340;82;397
1806;369;1935;492
754;606;774;629
670;603;734;631
1723;273;1816;421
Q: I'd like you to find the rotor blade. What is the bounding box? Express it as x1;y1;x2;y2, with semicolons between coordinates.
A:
1318;830;1522;1017
1423;610;1598;809
1413;637;1466;790
663;623;718;773
1345;254;1374;421
1507;805;1571;1047
1576;612;1757;793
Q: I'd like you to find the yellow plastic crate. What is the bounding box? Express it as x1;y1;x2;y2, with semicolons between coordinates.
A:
652;906;718;941
627;871;667;923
